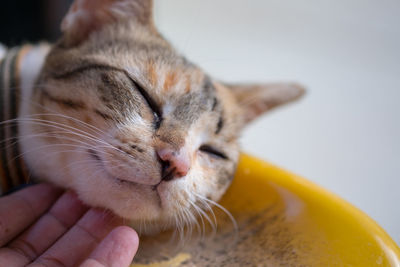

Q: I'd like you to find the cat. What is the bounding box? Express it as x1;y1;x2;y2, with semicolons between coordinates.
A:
0;0;304;235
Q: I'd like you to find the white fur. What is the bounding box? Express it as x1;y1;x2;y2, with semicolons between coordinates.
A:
19;44;51;179
162;102;175;116
19;44;51;114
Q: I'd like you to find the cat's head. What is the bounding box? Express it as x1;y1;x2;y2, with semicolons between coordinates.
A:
24;0;304;234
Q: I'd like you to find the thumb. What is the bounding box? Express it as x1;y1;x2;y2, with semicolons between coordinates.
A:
80;226;139;267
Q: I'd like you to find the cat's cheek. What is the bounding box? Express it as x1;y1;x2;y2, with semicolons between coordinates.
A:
72;173;163;220
156;169;206;211
194;154;237;202
36;147;162;221
18;129;76;189
100;150;160;186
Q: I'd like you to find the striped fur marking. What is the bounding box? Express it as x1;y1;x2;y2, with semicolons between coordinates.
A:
41;89;86;109
0;46;31;195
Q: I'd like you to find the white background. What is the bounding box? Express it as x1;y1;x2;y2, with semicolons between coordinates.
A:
153;0;400;245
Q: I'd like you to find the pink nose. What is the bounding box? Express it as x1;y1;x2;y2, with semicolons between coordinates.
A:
157;147;190;180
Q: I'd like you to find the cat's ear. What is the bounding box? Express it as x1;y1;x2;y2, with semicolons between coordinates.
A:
227;83;305;124
61;0;154;46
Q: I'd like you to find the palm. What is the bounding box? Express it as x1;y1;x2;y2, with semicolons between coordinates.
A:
0;184;138;266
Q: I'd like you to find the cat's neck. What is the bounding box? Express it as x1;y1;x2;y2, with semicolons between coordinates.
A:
0;44;50;194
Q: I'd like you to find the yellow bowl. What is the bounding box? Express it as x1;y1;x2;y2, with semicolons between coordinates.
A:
132;154;400;266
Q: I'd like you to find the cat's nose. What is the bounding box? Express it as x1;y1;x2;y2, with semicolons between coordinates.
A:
157;147;190;181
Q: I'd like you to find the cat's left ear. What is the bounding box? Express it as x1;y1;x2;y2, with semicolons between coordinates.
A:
61;0;154;46
226;82;306;124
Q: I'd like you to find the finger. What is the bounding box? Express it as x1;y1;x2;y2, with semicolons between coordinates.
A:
0;191;88;265
80;226;139;267
29;209;123;267
0;184;62;246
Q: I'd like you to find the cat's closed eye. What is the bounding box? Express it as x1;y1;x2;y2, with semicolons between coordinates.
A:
199;145;228;160
129;78;162;128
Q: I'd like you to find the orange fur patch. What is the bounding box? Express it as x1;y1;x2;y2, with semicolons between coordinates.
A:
147;61;157;86
163;71;177;92
185;75;191;93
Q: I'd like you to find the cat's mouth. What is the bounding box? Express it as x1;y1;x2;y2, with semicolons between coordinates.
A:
87;149;169;209
87;149;159;188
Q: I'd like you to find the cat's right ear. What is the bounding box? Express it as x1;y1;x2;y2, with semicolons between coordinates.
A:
225;82;306;124
60;0;154;47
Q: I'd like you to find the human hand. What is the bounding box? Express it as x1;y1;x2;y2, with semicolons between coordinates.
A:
0;184;139;266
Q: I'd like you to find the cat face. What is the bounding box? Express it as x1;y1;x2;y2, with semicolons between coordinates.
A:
21;0;304;234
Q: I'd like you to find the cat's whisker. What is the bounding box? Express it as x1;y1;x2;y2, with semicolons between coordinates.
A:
20;118;136;161
179;210;188;246
178;209;188;242
0;117;111;151
4;90;110;136
79;162;113;186
174;209;185;245
13;151;101;179
194;200;217;236
188;201;203;236
198;197;218;230
28;112;112;138
194;193;238;235
93;144;138;162
3;118;130;160
14;131;98;147
188;199;206;238
62;159;104;172
169;227;177;245
21;151;103;185
9;139;116;173
9;130;109;155
99;209;114;222
15;136;119;165
19;83;118;132
182;210;194;242
0;115;101;142
15;117;111;147
181;206;194;240
11;144;94;164
57;163;102;182
190;207;204;241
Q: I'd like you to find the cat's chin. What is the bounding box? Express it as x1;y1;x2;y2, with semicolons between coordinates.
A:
75;179;163;218
75;181;191;236
129;219;178;236
74;167;194;236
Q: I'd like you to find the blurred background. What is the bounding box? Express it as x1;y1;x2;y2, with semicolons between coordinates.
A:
1;0;399;245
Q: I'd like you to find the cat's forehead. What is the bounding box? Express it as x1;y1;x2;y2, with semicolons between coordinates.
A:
85;23;209;93
127;56;205;94
45;22;243;138
93;28;223;120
